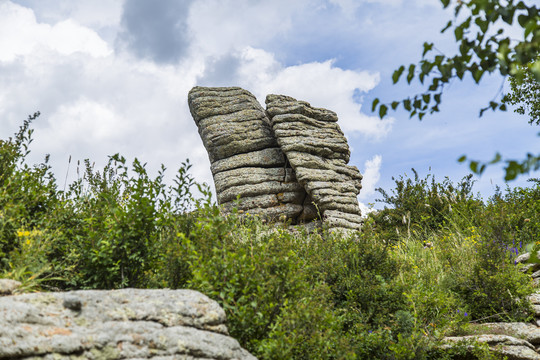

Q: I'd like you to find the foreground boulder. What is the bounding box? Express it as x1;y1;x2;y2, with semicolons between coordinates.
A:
0;288;256;359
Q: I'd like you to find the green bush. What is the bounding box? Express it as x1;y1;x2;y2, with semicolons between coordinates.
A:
54;155;201;289
0;113;59;265
301;231;407;330
184;212;348;357
448;234;533;322
369;169;481;242
479;181;540;252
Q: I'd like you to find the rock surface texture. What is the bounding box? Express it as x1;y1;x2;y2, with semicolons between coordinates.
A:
266;94;363;231
0;288;256;360
188;87;307;222
188;86;363;232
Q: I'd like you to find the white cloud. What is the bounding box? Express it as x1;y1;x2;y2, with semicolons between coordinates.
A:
0;2;111;62
42;98;128;146
359;154;382;199
235;47;393;139
357;154;382;216
47;19;112;57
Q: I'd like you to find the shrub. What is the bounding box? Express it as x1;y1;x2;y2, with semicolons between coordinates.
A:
301;231;408;331
0;113;59;265
369;169;481;242
51;155;201;289
185;213;338;355
448;234;533;322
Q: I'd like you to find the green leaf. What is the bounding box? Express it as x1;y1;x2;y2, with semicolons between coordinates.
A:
422;43;434;57
371;98;380;112
489;153;502;164
475;17;489;33
391;101;400;110
472;68;483;83
457;155;467;162
518;14;528;27
524;19;536;38
531;60;540;82
392;66;405;84
403;99;412;111
440;0;450;8
379;104;388;119
407;64;416;84
504;161;521;181
441;20;452;33
454;25;464;41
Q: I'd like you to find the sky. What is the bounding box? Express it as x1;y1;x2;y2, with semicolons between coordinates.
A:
0;0;538;213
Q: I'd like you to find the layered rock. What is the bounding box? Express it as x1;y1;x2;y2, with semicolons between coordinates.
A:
0;288;256;360
266;94;363;231
188;86;307;222
188;86;363;231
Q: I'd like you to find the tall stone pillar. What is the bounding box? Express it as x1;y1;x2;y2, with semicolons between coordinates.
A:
188;86;363;232
188;86;307;221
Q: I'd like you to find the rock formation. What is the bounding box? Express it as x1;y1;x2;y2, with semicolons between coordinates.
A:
266;94;363;231
188;86;363;232
188;87;307;222
0;288;256;360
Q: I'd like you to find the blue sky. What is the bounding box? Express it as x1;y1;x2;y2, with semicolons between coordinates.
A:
0;0;538;212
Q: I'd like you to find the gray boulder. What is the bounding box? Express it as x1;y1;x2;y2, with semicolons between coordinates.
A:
0;278;21;295
0;288;256;359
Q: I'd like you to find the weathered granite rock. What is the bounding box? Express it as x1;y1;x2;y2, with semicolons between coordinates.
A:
188;86;363;231
0;288;256;360
266;94;363;231
188;86;307;223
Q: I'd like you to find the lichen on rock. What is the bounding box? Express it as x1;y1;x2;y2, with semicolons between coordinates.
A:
0;288;256;359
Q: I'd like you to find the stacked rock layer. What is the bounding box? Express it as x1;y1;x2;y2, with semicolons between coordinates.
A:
188;86;363;231
188;86;307;221
266;94;363;231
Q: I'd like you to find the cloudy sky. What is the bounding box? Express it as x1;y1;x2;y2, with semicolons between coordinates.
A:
1;0;538;211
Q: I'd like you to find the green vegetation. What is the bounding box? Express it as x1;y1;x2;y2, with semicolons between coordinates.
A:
503;56;540;126
2;115;540;359
372;0;540;180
